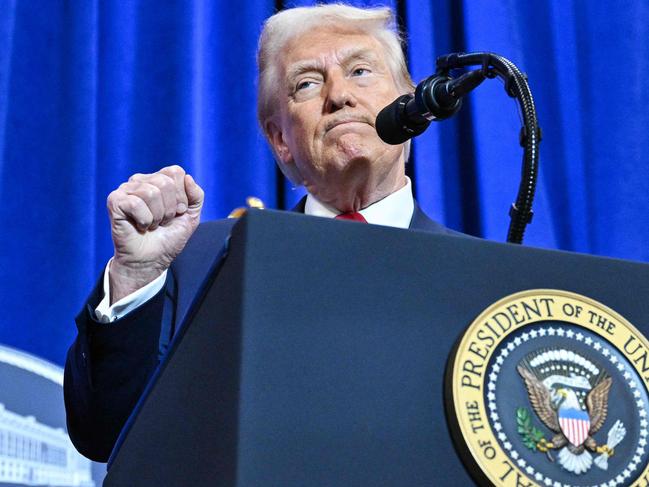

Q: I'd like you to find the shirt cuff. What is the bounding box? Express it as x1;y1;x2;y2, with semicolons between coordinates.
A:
94;258;168;323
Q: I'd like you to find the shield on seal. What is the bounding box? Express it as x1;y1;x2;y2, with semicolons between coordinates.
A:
558;407;591;447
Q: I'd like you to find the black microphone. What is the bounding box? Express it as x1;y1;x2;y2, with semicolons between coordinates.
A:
376;69;486;145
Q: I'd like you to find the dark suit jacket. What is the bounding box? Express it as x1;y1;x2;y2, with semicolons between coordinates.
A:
64;204;460;462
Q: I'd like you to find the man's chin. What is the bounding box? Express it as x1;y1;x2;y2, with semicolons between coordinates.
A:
325;137;377;163
321;154;374;181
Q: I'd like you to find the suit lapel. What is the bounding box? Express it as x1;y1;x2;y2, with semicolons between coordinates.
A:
408;203;459;235
291;196;308;213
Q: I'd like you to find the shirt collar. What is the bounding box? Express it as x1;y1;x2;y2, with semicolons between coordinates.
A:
303;177;414;229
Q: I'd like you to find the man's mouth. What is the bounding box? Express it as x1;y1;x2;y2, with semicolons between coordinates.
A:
325;117;372;133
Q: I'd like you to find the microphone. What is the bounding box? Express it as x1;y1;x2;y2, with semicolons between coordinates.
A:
376;69;486;145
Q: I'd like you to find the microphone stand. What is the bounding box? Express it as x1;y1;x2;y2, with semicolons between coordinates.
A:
436;52;541;244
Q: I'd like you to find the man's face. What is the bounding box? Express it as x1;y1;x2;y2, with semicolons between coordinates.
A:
267;27;406;202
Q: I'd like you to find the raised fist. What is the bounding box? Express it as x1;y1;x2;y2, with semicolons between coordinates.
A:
106;165;204;303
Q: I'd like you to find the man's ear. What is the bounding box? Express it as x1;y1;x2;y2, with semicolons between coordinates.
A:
265;119;293;165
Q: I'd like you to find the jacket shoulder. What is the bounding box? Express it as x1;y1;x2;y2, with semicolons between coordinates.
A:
409;203;470;237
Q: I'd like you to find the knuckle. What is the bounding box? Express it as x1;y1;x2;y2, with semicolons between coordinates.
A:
107;189;127;208
138;213;153;227
148;174;163;188
144;185;160;200
107;190;119;203
166;164;185;175
129;196;145;210
106;194;117;212
157;174;175;191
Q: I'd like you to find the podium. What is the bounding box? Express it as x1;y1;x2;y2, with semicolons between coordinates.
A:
103;210;649;486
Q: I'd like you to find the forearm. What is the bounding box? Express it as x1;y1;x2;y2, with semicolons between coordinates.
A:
64;284;166;462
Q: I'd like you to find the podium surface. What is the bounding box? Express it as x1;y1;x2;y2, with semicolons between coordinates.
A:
104;210;649;486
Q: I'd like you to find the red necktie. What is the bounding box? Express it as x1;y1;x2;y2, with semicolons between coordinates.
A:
335;212;367;223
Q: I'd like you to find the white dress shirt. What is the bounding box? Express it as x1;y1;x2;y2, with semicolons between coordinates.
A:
95;178;415;323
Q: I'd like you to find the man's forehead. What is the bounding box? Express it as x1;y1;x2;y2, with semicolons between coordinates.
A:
281;28;385;72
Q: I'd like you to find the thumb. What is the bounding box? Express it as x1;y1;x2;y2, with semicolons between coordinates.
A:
184;174;204;214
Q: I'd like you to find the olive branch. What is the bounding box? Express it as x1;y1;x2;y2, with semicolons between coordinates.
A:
517;407;546;451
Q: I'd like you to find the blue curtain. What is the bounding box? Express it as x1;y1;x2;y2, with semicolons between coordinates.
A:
1;0;648;365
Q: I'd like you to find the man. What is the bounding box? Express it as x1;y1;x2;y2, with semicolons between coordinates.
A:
64;4;459;462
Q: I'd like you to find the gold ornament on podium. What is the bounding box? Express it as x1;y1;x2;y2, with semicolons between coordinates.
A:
228;196;266;218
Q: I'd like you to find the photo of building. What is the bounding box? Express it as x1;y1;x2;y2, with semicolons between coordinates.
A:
0;345;99;487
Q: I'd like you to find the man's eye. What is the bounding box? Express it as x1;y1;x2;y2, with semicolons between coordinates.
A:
296;80;316;91
351;67;370;76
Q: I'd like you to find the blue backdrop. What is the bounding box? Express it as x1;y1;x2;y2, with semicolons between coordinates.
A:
1;0;648;366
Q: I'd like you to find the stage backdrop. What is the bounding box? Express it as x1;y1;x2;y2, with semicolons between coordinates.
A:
1;0;648;371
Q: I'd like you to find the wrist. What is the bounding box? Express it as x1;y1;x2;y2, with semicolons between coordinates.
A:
108;258;167;305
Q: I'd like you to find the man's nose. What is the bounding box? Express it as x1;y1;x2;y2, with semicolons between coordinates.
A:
323;72;357;112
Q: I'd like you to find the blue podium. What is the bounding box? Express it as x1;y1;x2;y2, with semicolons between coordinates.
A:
103;210;649;486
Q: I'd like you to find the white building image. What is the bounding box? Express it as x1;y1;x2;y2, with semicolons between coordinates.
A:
0;345;95;487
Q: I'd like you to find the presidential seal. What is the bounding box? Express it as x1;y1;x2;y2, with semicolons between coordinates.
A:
445;290;649;487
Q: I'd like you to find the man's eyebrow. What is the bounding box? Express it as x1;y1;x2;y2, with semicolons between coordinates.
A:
286;60;325;83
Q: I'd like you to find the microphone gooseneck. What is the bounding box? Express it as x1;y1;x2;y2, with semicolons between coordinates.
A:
435;52;541;245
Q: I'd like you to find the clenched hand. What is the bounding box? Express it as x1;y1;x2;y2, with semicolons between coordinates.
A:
106;165;204;304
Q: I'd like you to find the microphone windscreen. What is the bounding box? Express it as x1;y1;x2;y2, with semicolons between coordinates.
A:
375;95;414;145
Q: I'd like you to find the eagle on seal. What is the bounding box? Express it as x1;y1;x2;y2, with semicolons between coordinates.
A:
517;364;614;474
